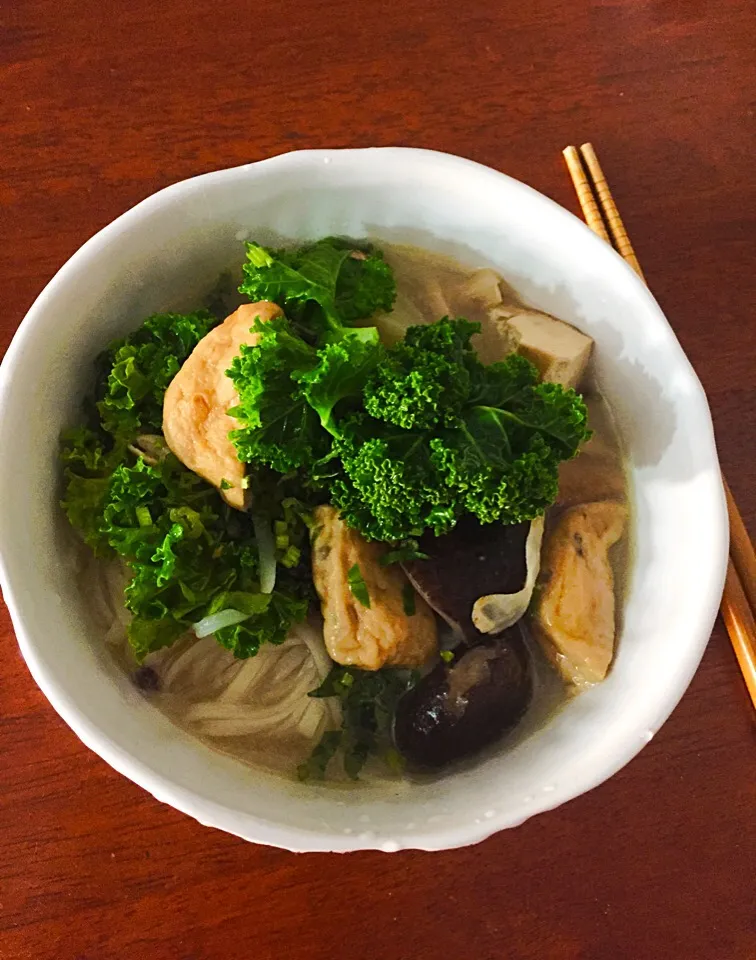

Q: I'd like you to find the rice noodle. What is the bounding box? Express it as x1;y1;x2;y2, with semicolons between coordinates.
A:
148;619;339;744
78;551;340;766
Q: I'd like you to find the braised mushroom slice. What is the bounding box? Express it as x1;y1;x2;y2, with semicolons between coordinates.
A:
402;516;534;642
312;506;437;671
532;500;627;687
394;631;532;769
162;301;282;509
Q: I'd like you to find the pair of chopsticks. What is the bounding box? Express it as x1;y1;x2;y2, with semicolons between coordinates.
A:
563;143;756;711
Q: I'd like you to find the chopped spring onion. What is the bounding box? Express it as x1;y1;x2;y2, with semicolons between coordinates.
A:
274;519;289;550
252;512;277;594
280;545;301;569
193;608;250;638
136;506;152;527
347;564;370;608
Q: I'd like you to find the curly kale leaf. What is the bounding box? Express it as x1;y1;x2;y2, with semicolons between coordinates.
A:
329;415;460;541
330;320;591;540
61;302;312;662
238;237;395;338
96;309;218;444
226;316;325;473
72;452;309;661
227;316;384;469
363;318;480;429
295;335;385;435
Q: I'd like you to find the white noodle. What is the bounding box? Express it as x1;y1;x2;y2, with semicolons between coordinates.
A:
81;555;340;760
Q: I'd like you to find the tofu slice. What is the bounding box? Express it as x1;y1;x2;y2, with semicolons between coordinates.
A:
508;311;593;389
162;301;282;510
531;501;627;687
312;506;437;670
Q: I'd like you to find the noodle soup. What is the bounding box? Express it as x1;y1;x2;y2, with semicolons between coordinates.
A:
63;239;630;782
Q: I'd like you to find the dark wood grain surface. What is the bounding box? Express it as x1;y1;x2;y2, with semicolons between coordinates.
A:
1;1;755;958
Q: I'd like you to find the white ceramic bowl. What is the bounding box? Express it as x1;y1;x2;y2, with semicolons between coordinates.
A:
0;148;728;852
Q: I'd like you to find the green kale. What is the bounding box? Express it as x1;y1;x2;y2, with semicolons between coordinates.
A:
96;310;218;444
61;306;312;663
226;316;384;470
226;299;589;544
330;415;459;540
329;319;590;540
299;665;417;780
226;316;325;473
238;237;396;338
363;318;479;429
295;335;384;435
72;451;310;661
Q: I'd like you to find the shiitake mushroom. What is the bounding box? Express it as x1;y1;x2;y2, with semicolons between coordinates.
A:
394;630;532;769
402;516;530;643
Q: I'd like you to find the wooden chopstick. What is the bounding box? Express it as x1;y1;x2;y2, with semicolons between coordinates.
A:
724;477;756;614
578;143;646;282
562;146;612;244
722;559;756;708
563;142;756;711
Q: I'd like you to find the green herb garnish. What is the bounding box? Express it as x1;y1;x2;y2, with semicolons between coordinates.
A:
347;563;370;608
300;666;416;779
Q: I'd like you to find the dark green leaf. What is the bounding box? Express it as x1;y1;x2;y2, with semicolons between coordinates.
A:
331;322;591;541
226;316;327;473
294;336;384;435
97;310;217;444
61;303;315;664
239;237;395;337
297;730;342;781
304;666;417;779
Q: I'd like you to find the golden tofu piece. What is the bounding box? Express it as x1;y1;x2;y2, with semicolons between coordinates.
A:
532;501;627;687
162;301;282;510
312;506;438;670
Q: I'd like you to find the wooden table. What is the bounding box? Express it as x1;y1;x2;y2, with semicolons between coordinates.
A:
2;1;754;958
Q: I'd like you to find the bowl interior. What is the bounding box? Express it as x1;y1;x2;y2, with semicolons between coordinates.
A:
0;148;727;851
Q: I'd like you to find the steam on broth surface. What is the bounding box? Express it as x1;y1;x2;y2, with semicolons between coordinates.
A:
66;239;629;782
